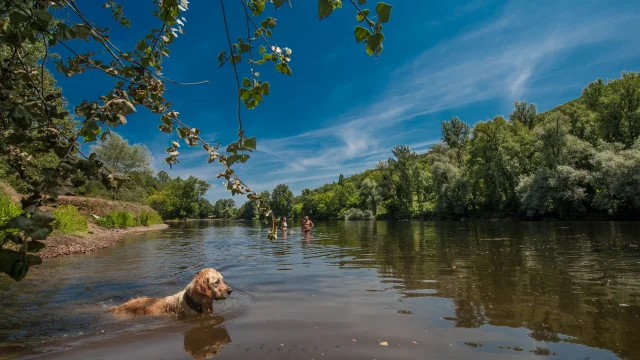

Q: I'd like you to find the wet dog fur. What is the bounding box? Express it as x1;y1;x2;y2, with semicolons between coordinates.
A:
112;268;232;316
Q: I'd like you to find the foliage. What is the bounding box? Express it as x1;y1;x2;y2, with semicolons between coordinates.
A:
51;204;87;234
213;198;236;219
0;0;393;280
342;208;374;220
91;133;153;176
148;171;211;219
137;211;163;226
0;191;23;239
295;72;640;221
270;184;294;217
96;210;135;229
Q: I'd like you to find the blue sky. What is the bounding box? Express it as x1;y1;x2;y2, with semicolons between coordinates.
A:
56;0;640;203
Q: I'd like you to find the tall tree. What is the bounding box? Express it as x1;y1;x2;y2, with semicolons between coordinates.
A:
91;133;153;176
271;184;294;217
510;101;537;129
441;117;471;168
213;199;236;219
359;179;381;215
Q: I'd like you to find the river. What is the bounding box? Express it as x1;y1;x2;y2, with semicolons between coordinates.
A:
1;221;639;359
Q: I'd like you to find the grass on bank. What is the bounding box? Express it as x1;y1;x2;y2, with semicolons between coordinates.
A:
1;184;164;235
0;192;22;238
96;210;163;229
52;204;88;235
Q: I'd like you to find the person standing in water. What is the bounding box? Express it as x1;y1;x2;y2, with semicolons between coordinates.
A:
301;216;314;233
281;217;288;235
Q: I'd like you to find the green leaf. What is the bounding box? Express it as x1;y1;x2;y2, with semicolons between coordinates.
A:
231;54;242;65
256;60;266;65
72;24;92;40
25;225;53;241
56;23;76;41
274;0;285;9
33;9;53;25
356;9;370;22
27;241;46;253
358;0;367;4
354;25;371;43
4;216;31;230
275;62;292;76
251;0;266;16
259;45;266;55
375;2;392;23
245;137;257;150
136;39;149;52
217;50;226;63
365;33;384;56
374;19;383;34
239;43;253;53
242;77;251;87
264;17;277;29
261;82;270;95
318;0;333;20
227;154;250;165
32;210;55;226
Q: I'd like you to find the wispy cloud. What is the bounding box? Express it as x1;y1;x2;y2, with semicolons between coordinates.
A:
194;0;640;200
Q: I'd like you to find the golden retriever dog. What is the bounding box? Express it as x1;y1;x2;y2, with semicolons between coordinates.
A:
112;268;232;316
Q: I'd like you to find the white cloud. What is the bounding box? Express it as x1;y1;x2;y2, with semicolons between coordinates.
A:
193;0;640;200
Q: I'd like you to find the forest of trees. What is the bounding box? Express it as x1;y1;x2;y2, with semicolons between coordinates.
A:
232;72;640;221
4;71;638;222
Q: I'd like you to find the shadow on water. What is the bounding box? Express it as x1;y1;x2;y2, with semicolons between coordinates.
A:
1;220;640;359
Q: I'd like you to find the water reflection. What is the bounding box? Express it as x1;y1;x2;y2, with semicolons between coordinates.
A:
321;221;640;359
1;220;639;359
183;316;231;359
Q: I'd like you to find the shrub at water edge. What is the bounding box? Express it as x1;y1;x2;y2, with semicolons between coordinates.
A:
0;192;22;238
343;208;375;220
52;205;88;234
97;210;163;228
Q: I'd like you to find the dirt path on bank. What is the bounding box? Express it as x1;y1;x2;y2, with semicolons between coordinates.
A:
40;223;168;259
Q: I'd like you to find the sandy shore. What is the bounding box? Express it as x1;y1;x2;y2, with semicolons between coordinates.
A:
40;222;168;259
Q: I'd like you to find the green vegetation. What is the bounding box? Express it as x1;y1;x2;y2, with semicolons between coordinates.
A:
1;0;393;280
52;205;88;234
292;72;640;220
0;191;22;238
137;212;164;227
96;210;163;229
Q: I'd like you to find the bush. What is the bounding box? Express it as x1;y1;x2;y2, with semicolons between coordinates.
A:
343;208;374;220
137;211;163;226
52;205;88;234
96;210;162;228
0;192;23;238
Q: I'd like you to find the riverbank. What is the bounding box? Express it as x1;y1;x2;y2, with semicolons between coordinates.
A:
40;222;168;259
163;218;228;222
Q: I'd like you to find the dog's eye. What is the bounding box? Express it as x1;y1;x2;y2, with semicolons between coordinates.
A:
215;280;220;285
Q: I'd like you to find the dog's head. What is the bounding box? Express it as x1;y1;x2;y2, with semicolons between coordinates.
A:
193;268;232;300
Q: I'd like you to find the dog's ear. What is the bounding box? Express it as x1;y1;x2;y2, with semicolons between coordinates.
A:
195;271;213;297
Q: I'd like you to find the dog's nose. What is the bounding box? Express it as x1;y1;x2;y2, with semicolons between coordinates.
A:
227;287;233;294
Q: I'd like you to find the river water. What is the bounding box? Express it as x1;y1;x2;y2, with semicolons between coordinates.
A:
1;221;639;359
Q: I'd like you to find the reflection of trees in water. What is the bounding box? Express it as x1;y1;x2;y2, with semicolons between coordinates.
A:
183;316;231;359
329;221;640;359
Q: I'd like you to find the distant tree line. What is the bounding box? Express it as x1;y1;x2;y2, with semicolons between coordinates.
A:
262;72;640;221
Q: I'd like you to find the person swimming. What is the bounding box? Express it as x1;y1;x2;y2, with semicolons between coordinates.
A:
301;216;314;233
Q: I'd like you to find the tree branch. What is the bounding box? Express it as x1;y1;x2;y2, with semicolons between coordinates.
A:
241;1;276;52
64;0;125;68
220;0;243;134
348;0;376;32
